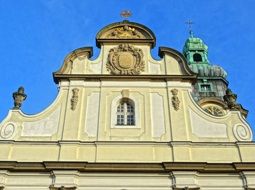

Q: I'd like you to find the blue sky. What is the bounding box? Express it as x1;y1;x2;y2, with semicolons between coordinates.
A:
0;0;255;138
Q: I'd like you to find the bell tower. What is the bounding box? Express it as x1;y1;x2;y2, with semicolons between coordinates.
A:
182;31;247;117
183;36;210;65
183;34;227;99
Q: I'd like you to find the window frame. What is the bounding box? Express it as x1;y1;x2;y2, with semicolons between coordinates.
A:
111;96;140;129
116;100;135;126
199;83;213;92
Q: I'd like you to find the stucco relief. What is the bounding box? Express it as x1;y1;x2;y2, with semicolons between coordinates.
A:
106;25;144;39
171;89;180;111
203;105;225;117
21;107;61;136
70;88;79;111
233;124;252;141
106;44;144;75
0;123;16;139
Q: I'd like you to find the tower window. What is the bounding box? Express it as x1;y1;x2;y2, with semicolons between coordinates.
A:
200;84;212;92
193;53;202;62
116;99;135;125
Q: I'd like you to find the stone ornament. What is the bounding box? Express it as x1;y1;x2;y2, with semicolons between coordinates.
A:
233;124;252;141
71;88;79;111
107;25;143;39
223;88;242;111
12;86;27;109
0;123;16;139
204;106;225;117
107;44;145;75
223;88;248;117
171;89;180;111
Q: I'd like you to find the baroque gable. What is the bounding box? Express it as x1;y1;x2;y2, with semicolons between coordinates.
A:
0;20;254;189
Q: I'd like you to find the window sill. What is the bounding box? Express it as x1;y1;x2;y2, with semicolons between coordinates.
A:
112;125;139;129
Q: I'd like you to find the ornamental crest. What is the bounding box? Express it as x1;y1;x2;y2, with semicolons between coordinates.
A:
107;44;145;75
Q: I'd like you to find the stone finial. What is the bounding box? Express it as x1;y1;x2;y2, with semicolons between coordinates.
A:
12;86;27;109
223;88;248;117
223;88;241;110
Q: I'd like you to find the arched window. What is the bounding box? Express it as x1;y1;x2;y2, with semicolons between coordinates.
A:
116;99;135;125
193;53;202;62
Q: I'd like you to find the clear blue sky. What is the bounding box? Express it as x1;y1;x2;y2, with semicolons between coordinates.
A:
0;0;254;138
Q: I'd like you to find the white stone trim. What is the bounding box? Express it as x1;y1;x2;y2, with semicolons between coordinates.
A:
150;92;166;138
111;95;140;129
84;92;100;137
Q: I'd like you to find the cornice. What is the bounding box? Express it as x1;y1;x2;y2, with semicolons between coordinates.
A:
0;162;254;173
53;74;197;84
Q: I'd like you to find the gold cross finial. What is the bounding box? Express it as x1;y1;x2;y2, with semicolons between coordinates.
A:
185;19;194;37
121;10;132;19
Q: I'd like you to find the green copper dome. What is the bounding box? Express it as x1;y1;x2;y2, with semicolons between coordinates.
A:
183;36;227;78
183;37;208;55
189;64;227;78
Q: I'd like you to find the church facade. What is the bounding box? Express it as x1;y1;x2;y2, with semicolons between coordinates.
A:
0;20;254;190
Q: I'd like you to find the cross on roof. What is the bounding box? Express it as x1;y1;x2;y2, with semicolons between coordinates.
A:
185;20;194;37
121;10;132;19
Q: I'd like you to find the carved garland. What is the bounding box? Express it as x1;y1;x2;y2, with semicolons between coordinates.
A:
70;88;79;111
171;89;180;111
106;44;145;75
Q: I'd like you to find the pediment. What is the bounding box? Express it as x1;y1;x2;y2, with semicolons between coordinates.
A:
96;21;156;48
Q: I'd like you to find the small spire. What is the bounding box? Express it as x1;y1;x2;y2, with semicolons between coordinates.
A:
120;10;132;20
185;20;194;37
